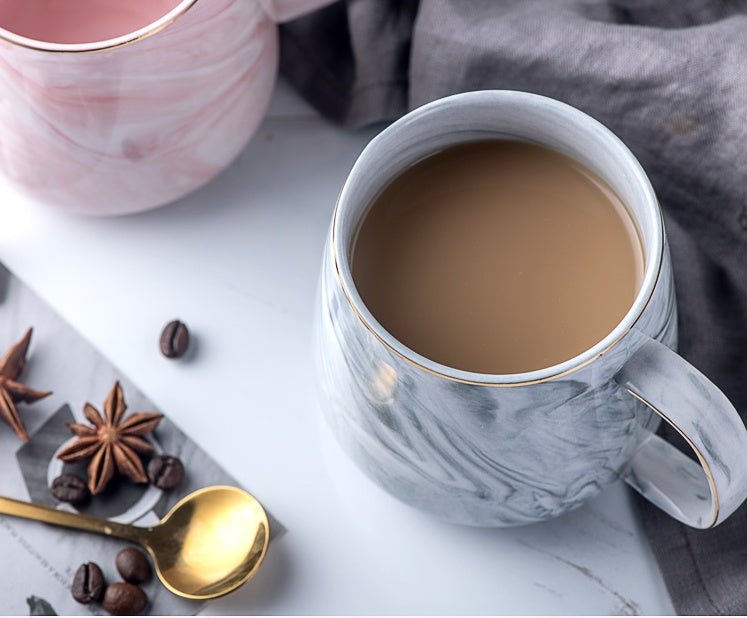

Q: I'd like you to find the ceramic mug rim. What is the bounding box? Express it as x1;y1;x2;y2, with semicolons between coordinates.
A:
332;90;664;387
0;0;199;53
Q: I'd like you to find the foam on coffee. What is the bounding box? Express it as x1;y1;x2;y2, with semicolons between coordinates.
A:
352;140;644;374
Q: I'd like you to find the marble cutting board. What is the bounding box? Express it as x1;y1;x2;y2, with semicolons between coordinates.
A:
0;261;281;615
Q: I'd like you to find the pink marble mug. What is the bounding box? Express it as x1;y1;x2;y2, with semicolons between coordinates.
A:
0;0;330;216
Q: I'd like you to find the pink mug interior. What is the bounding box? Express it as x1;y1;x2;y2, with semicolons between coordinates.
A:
0;0;184;44
0;0;331;45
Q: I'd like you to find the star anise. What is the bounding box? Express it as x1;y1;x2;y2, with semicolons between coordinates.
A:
0;328;52;442
58;381;163;495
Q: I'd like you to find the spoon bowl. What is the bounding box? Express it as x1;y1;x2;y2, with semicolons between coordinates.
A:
148;486;270;599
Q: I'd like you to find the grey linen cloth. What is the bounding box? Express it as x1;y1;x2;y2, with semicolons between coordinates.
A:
280;1;747;614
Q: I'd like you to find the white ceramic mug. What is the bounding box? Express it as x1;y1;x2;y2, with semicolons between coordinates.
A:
315;90;747;529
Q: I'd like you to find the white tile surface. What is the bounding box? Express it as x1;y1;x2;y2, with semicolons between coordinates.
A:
0;79;675;615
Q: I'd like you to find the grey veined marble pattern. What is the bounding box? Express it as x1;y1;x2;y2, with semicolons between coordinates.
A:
317;242;668;526
314;91;747;529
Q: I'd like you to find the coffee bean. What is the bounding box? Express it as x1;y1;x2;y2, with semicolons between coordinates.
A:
51;474;90;505
71;562;105;604
26;595;56;616
102;583;147;616
147;455;184;490
159;320;190;359
115;547;152;584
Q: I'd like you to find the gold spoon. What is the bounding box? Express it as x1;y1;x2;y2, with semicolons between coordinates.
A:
0;485;269;600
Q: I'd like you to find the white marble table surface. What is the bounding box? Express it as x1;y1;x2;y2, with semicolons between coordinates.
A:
0;79;675;615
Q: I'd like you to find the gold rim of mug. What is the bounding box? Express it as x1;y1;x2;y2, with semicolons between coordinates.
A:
0;0;199;54
330;198;665;388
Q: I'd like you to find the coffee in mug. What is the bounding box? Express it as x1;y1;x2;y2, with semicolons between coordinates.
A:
352;140;644;374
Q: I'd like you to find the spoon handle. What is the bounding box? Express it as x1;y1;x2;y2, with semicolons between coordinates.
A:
0;496;147;543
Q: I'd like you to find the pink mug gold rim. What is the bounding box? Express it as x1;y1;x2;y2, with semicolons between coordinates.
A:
0;0;199;53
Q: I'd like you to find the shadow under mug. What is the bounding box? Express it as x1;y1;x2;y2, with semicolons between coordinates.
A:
0;0;329;216
315;90;747;529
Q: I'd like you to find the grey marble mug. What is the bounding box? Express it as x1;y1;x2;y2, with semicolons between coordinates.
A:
315;90;747;528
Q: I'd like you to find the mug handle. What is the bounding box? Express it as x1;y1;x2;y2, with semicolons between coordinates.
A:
260;0;334;22
615;333;747;528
